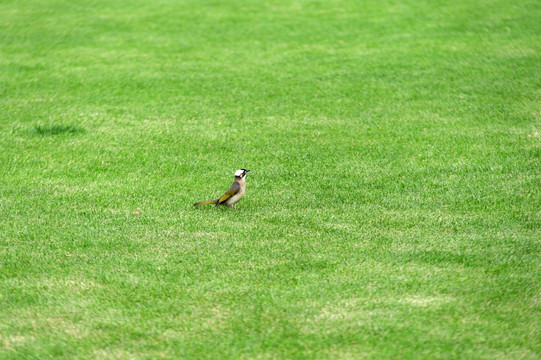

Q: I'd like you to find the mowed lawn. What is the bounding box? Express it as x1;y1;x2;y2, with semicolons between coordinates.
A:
0;0;540;358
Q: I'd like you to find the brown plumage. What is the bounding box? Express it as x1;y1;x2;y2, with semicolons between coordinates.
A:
194;169;250;209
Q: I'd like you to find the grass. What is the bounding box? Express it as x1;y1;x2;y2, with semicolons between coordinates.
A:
0;0;540;358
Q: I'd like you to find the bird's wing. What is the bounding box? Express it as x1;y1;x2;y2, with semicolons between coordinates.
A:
217;181;240;204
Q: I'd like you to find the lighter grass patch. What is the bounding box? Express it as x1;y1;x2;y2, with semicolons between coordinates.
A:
396;295;454;307
1;335;34;351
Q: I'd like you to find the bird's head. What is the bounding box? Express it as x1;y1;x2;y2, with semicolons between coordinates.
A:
234;169;250;179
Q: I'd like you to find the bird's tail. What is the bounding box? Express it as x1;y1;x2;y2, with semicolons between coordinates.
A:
193;198;219;207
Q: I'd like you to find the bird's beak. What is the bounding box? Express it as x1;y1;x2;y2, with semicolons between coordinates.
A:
245;169;250;172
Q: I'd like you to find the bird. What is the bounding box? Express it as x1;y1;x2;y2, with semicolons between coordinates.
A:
193;169;250;209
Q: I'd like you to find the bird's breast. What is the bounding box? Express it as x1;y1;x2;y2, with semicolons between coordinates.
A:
226;182;245;205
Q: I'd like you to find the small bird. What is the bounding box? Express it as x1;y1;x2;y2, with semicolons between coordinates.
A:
194;169;250;209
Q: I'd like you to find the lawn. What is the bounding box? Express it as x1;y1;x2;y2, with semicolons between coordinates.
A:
0;0;540;358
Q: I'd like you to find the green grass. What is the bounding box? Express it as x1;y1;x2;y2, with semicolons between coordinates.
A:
1;0;540;358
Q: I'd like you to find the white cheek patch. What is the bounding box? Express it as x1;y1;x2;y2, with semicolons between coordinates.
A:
234;169;244;177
